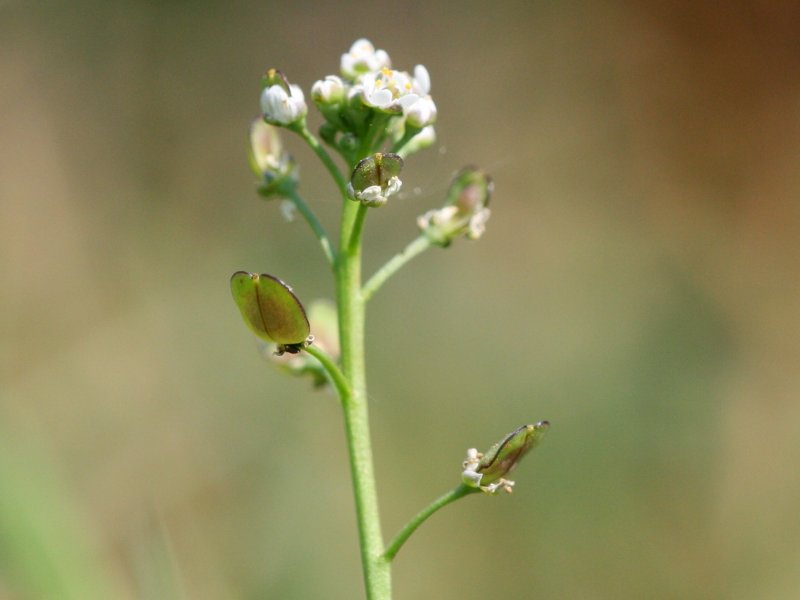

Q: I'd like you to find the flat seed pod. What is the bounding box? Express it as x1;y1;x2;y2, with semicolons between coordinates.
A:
477;421;550;482
350;152;404;192
230;272;310;350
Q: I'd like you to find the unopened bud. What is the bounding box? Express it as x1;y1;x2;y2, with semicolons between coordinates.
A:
260;69;307;126
340;38;392;80
312;75;346;105
404;95;437;129
248;118;297;198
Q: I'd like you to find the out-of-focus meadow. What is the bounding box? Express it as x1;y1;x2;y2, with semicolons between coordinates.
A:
2;2;799;598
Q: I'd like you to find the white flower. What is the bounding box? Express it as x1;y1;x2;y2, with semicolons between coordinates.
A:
420;204;492;242
462;447;484;488
358;67;420;113
357;73;393;110
341;38;391;79
311;75;345;105
404;95;437;128
261;83;307;125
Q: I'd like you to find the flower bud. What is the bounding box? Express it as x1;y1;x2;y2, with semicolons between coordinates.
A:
346;152;404;207
312;76;350;136
248;118;297;198
404;95;437;128
340;38;391;80
311;75;346;105
461;421;549;494
260;69;307;126
417;166;492;246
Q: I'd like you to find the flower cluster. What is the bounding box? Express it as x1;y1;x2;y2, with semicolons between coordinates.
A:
259;39;436;169
333;40;437;128
253;38;490;224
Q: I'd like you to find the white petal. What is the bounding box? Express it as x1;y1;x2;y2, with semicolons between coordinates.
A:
414;65;431;94
366;88;393;108
261;86;288;123
398;94;421;111
289;84;305;103
405;96;437;128
374;49;391;69
385;176;402;197
357;185;387;206
340;39;391;78
350;38;375;56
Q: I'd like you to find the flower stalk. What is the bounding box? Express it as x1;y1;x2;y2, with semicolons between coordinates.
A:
229;38;543;600
383;484;477;562
283;187;336;267
335;195;390;598
362;235;432;302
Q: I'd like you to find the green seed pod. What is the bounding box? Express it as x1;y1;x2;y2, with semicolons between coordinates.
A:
347;152;404;207
462;421;550;494
230;271;312;355
478;422;548;483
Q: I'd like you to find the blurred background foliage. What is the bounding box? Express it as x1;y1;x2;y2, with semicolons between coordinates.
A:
2;1;799;599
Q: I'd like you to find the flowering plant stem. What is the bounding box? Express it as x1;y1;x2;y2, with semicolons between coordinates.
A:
243;39;523;600
334;197;391;599
295;124;468;600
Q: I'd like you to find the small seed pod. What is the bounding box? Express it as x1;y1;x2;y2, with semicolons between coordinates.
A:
462;421;550;494
347;152;404;207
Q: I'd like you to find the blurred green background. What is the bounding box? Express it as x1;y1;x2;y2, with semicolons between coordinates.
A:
2;1;799;599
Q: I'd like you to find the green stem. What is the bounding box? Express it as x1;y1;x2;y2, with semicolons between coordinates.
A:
294;122;349;197
302;344;350;402
357;113;388;161
384;484;477;562
389;124;422;157
336;199;391;599
284;187;336;267
362;235;433;302
348;204;369;256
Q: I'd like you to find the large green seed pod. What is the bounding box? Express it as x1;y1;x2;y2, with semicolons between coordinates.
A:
230;271;311;354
